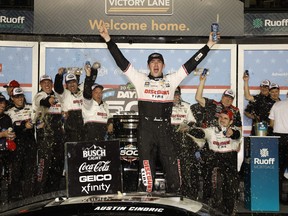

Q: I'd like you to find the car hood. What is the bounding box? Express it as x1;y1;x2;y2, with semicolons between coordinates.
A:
0;191;226;216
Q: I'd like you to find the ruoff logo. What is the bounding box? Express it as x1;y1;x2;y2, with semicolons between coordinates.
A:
253;18;263;28
0;16;25;24
253;18;288;29
254;148;275;165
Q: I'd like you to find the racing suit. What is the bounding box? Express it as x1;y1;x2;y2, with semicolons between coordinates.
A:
106;39;211;193
33;90;64;195
188;125;241;215
6;103;37;200
171;100;200;199
54;74;84;142
82;74;112;141
199;98;242;206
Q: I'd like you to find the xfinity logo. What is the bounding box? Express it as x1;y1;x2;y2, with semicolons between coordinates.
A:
0;16;25;24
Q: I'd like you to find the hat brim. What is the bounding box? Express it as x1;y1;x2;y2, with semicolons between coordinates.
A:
223;94;234;99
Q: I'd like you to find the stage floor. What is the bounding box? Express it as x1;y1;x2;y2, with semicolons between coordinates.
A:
236;201;288;215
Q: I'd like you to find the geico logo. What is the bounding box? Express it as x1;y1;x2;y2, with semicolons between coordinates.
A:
79;174;112;182
120;149;138;156
254;158;275;165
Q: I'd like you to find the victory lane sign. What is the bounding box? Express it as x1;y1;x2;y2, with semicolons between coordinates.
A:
65;140;122;197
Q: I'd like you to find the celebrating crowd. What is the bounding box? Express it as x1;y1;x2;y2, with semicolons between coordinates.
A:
0;21;287;216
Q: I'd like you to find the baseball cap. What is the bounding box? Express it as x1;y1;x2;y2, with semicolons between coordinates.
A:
91;83;104;91
65;73;77;83
221;109;234;120
40;75;52;82
12;87;24;97
147;53;164;64
3;80;20;88
223;89;235;99
0;93;6;102
260;79;270;87
175;86;181;95
269;83;279;90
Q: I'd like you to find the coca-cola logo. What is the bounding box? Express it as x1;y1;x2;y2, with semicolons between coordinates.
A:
79;161;111;173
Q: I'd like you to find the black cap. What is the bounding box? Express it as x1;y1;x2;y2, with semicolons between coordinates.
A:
0;93;6;103
147;53;164;64
91;83;104;91
175;86;181;95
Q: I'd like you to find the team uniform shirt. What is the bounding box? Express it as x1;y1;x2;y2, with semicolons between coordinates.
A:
82;99;111;124
171;101;196;126
33;91;62;117
6;104;34;133
125;66;187;119
125;65;187;103
202;98;242;128
188;126;241;153
269;99;288;134
245;93;275;123
61;88;83;113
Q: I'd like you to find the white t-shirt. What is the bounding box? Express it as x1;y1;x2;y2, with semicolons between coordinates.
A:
269;99;288;133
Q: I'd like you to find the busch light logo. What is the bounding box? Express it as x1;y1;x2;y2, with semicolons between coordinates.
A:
83;145;106;160
254;148;275;169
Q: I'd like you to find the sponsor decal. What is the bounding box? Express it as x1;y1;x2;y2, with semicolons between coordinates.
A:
82;145;106;160
253;148;275;169
94;205;164;212
66;141;121;197
141;160;153;192
120;144;138;162
195;53;203;61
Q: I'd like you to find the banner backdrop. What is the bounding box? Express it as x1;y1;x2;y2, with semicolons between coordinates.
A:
0;10;33;34
238;45;288;136
39;42;237;115
0;41;38;103
245;13;288;36
34;0;244;36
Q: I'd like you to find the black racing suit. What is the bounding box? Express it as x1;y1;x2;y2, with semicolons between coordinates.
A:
33;90;64;195
6;103;37;200
0;114;13;204
106;39;211;193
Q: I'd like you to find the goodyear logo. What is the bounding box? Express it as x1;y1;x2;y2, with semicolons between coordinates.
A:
105;0;173;15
